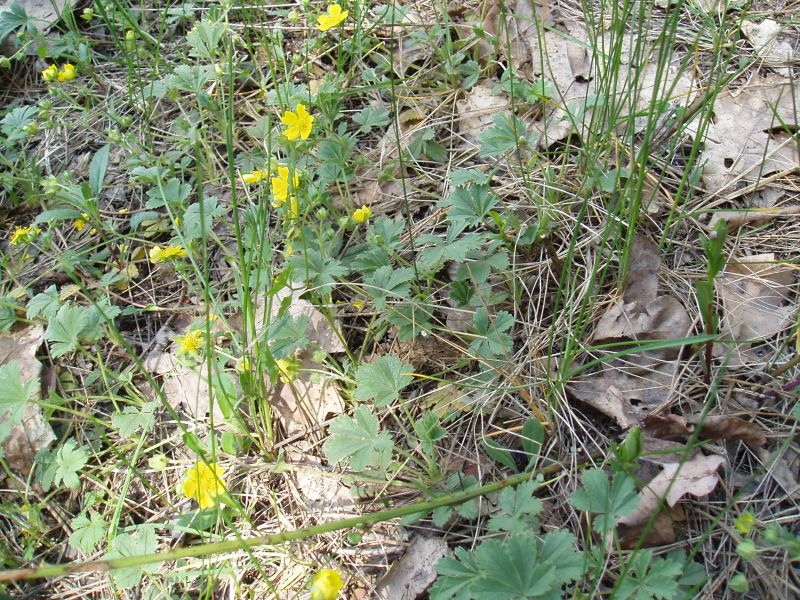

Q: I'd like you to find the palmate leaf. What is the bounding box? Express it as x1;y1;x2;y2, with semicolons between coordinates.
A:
106;526;158;589
487;481;542;533
182;196;225;241
322;406;395;473
615;550;685;600
354;355;413;407
364;266;415;310
0;2;36;43
290;249;349;292
570;468;639;534
54;439;89;489
430;531;584;600
0;360;37;444
44;304;88;357
69;511;107;554
413;411;446;455
26;285;60;320
470;309;514;357
438;184;498;228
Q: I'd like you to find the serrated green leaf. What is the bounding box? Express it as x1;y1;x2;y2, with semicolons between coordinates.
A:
487;481;542;533
615;550;684;600
1;105;38;142
432;473;480;527
385;301;434;341
106;526;158;589
322;406;395;473
27;286;62;320
69;511;107;554
0;360;37;444
478;113;534;158
44;304;88;357
414;411;446;455
54;439;89;489
182;196;225;241
290;249;348;292
0;2;36;43
264;313;309;359
570;468;639;534
186;19;226;60
146;177;192;209
112;402;157;438
439;185;498;228
470;309;514;357
353;105;390;134
354;355;413;407
364;266;415;310
450;168;490;187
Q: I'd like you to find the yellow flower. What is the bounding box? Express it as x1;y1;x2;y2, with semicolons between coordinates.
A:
41;64;58;82
149;244;188;264
309;568;343;600
352;205;372;223
10;226;41;245
281;103;314;141
275;357;300;383
175;329;204;357
57;63;76;82
271;166;300;205
242;169;266;184
73;213;89;231
317;4;348;32
181;462;227;509
734;512;756;536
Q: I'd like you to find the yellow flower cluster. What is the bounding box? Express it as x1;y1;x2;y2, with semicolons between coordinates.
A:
352;205;372;223
41;63;76;83
309;568;343;600
242;170;266;185
73;213;90;231
271;166;299;205
10;226;41;245
149;244;187;264
181;462;227;509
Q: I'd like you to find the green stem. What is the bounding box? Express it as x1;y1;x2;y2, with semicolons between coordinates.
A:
0;458;582;583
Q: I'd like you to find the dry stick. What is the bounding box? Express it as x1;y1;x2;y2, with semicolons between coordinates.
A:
0;456;589;583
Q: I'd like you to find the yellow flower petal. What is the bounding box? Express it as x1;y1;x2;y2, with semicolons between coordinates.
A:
317;4;348;32
41;65;58;82
281;104;314;141
181;462;227;508
309;569;343;600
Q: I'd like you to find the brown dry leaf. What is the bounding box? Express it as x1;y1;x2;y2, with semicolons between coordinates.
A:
593;239;689;358
707;205;800;230
374;536;451;600
741;19;795;76
0;324;55;475
618;505;684;549
390;7;434;76
456;82;510;144
643;414;767;446
693;73;799;194
618;453;725;528
568;359;677;429
714;254;796;366
144;348;222;421
291;459;353;515
254;286;346;354
270;358;345;450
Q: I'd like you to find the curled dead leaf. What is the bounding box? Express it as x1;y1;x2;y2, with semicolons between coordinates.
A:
618;453;725;529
